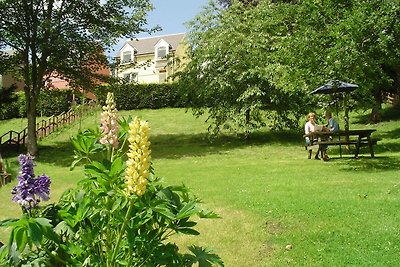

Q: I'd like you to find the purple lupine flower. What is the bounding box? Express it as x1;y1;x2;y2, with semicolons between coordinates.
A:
18;154;34;180
12;154;51;210
34;174;51;201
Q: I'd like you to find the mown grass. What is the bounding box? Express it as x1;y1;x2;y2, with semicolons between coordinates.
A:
1;107;400;266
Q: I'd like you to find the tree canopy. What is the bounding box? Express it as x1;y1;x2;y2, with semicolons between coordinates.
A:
179;0;400;136
0;0;153;155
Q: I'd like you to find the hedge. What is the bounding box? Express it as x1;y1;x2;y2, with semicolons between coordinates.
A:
37;89;74;116
1;82;183;120
94;82;183;110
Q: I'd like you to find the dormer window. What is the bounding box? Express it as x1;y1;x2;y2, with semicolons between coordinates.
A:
122;51;132;63
156;47;167;60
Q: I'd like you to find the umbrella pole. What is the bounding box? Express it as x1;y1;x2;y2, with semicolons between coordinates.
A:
336;103;342;158
344;93;350;152
344;94;349;132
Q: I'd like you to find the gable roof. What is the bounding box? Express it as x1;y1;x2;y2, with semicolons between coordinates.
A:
118;33;185;56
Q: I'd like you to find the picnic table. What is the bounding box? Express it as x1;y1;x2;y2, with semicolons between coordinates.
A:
303;129;380;159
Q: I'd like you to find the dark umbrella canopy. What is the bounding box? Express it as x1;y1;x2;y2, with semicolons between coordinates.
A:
310;80;359;95
310;80;359;134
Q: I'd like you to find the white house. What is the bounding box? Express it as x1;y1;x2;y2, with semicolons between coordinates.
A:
113;33;186;84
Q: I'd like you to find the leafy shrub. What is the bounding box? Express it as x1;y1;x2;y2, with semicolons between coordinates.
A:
0;94;223;267
94;82;183;110
0;85;20;120
37;89;74;116
1;88;77;120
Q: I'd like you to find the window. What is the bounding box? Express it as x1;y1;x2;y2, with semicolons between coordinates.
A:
156;47;167;60
122;72;138;83
122;51;132;63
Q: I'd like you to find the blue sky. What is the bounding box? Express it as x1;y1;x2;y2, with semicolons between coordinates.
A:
141;0;209;36
107;0;209;57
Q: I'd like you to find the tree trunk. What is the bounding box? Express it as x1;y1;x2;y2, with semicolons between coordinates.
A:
370;90;382;123
25;87;39;156
244;108;251;139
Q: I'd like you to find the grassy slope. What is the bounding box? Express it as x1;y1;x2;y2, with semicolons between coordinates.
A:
1;107;400;266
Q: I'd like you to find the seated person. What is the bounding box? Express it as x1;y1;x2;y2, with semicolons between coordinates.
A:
324;111;339;133
304;112;327;160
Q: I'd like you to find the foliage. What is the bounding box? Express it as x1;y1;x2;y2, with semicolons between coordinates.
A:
265;0;400;122
216;0;259;8
0;101;223;266
95;82;183;110
0;0;154;155
37;89;74;117
179;0;400;135
178;1;309;135
0;84;17;108
1;89;79;120
1;107;400;266
0;85;19;120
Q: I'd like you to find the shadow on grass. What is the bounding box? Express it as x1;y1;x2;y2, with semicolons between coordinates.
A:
0;141;75;168
34;141;75;167
151;129;302;159
1;129;302;166
353;106;400;124
333;155;400;172
380;128;400;141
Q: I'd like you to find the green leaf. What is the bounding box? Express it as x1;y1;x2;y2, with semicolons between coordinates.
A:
70;158;83;171
33;217;52;228
176;201;200;220
188;245;224;267
199;210;221;219
110;157;124;177
54;221;75;241
111;198;122;213
179;220;197;228
28;220;43;245
90;161;108;173
176;227;200;236
151;203;175;219
0;218;19;227
14;227;28;253
0;243;8;262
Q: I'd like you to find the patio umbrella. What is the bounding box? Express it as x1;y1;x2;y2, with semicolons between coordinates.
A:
310;80;358;95
310;80;359;132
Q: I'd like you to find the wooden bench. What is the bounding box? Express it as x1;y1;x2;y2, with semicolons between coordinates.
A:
305;138;381;159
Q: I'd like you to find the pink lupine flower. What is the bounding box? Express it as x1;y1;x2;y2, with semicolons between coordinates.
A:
100;92;119;148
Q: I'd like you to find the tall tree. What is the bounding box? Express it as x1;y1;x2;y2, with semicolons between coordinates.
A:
0;0;153;155
178;1;308;136
272;0;400;122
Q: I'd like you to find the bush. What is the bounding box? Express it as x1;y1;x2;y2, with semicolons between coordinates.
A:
37;89;74;116
94;82;183;110
1;88;77;120
0;85;20;120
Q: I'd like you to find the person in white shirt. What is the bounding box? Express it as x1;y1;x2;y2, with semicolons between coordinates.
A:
304;112;326;160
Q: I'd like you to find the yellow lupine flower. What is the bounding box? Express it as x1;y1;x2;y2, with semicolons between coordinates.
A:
125;117;151;196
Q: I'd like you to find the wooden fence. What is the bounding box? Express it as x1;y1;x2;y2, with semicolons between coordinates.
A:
0;153;11;188
0;104;97;151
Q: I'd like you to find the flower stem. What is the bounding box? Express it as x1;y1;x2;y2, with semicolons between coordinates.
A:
109;198;134;265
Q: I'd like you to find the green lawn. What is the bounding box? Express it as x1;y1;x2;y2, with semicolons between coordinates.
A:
1;107;400;266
